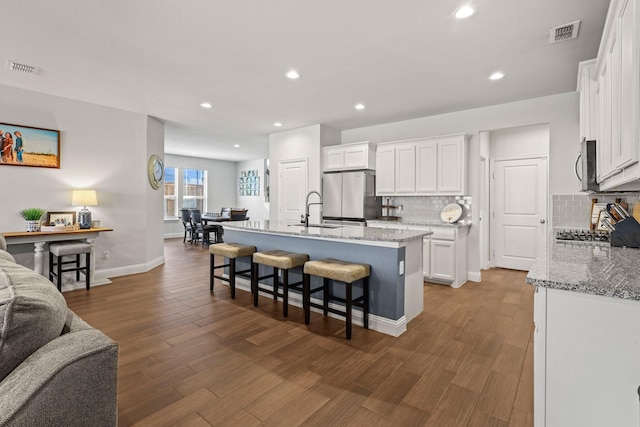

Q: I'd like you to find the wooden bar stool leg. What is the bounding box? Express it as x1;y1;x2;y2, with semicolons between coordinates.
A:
49;251;54;283
346;282;353;340
229;257;236;299
272;268;279;301
85;252;91;290
283;269;289;317
303;273;310;324
57;255;63;292
75;254;81;281
323;277;330;316
363;277;369;329
252;262;259;307
209;254;215;292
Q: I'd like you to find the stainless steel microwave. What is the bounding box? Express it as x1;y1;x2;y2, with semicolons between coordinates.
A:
577;139;599;192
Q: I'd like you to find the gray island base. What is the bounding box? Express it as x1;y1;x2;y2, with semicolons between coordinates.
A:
222;221;431;337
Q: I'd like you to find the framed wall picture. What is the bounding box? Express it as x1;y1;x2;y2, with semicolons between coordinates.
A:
0;122;60;168
46;211;76;226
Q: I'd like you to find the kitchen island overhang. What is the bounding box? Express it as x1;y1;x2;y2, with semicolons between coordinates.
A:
220;221;431;337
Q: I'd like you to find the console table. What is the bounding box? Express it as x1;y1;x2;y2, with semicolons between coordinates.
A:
3;227;113;284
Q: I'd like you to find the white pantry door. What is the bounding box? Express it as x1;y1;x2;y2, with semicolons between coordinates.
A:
493;157;547;271
279;158;308;222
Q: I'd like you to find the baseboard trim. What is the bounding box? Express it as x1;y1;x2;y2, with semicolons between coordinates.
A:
468;271;481;282
230;277;408;337
164;233;184;239
95;255;165;280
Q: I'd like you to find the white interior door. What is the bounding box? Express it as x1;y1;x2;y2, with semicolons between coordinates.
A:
492;157;547;271
279;158;308;222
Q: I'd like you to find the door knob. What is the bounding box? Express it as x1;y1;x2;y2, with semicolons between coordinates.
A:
540;219;546;224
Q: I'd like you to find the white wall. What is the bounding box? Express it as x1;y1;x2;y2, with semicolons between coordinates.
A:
163;153;237;237
490;123;550;159
342;91;580;280
269;124;340;222
0;84;164;278
236;159;269;221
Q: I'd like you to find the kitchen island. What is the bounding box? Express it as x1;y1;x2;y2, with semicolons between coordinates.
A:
526;240;640;427
222;220;431;337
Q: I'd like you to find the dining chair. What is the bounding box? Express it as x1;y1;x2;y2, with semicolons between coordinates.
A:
188;209;205;244
190;209;217;246
180;208;194;243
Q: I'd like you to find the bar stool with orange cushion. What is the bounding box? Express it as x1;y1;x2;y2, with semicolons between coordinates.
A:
251;250;309;317
302;258;370;339
209;243;256;298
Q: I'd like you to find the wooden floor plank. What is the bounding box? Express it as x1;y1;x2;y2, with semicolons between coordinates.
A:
63;238;534;426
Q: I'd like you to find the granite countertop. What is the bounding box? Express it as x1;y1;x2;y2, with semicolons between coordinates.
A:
223;220;431;243
526;239;640;301
368;219;472;228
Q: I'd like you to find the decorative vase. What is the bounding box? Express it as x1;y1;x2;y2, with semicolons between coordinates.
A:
25;220;41;232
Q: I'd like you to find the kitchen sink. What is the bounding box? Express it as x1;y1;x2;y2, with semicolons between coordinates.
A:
287;224;340;229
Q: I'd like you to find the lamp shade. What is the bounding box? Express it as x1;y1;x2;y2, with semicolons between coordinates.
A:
72;190;98;206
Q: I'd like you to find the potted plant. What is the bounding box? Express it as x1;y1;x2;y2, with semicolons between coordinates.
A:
19;208;45;232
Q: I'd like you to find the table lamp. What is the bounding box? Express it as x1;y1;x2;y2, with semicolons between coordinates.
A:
72;190;98;229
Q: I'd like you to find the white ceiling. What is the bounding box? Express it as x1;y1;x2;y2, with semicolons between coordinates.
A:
1;0;610;162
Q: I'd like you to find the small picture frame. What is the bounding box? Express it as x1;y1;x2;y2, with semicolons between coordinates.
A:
46;211;76;226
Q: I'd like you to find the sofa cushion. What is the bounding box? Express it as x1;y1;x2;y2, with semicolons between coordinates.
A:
0;250;15;263
0;259;67;381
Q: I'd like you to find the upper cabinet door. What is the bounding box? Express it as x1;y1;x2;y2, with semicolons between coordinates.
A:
376;146;396;194
416;141;437;193
323;142;375;171
323;147;345;171
438;137;465;194
395;144;416;193
375;133;467;196
617;0;638;169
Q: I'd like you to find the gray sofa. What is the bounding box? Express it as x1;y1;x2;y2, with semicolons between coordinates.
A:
0;235;118;426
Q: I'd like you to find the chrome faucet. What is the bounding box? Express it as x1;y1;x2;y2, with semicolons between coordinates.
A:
303;190;323;227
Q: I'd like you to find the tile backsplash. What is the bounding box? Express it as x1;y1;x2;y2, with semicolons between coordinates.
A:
553;193;640;230
383;196;472;222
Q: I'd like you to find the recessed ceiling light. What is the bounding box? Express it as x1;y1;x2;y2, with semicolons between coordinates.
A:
200;102;212;108
234;144;240;148
274;122;283;127
454;5;476;19
285;70;300;79
489;71;505;80
355;103;366;110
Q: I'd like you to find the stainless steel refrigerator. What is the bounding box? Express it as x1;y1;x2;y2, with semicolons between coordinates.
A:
322;170;380;224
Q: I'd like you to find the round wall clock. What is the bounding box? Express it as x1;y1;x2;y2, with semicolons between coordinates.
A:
148;154;164;190
440;202;463;223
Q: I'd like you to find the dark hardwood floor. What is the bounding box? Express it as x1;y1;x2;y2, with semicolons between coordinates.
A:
64;238;534;426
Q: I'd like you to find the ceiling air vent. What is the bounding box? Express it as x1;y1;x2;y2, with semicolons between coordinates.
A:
7;60;39;75
549;20;581;43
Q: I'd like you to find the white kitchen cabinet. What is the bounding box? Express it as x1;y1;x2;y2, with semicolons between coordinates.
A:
322;141;375;172
375;133;468;196
416;141;437;193
592;0;640;190
395;144;416;193
367;221;469;287
437;137;465;193
375;146;396;194
430;239;456;281
422;237;430;278
578;59;598;143
534;286;640;427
